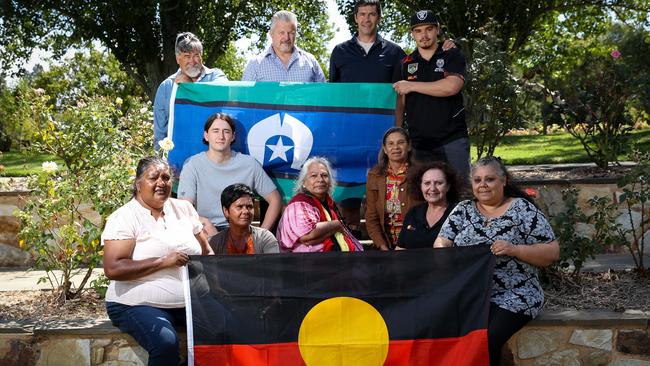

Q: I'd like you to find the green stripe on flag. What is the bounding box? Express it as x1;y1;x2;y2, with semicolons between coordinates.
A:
176;81;396;110
272;178;365;203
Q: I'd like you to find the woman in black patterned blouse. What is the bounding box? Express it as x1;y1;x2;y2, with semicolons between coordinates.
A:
434;156;559;366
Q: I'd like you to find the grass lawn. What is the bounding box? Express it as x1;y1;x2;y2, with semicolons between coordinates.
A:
471;129;650;165
1;129;649;176
0;151;63;177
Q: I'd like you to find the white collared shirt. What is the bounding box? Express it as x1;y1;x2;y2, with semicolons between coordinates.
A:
102;198;203;308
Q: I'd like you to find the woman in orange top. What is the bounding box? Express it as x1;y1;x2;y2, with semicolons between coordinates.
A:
208;184;279;254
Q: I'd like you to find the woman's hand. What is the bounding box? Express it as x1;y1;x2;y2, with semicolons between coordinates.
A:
490;240;518;257
491;240;560;267
433;237;453;248
161;251;191;267
298;220;344;245
104;239;192;281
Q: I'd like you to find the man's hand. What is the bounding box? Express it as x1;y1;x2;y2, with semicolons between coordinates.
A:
441;39;457;51
199;216;217;238
393;80;414;95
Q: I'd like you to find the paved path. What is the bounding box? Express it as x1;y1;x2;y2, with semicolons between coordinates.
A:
578;253;649;272
0;268;104;291
0;253;648;291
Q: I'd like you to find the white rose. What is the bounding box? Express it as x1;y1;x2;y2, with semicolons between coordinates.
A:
158;138;175;152
140;107;148;114
115;97;123;106
42;161;59;174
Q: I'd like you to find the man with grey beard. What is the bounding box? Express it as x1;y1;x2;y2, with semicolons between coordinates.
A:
153;32;228;148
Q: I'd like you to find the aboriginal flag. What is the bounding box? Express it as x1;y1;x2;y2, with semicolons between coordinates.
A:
184;246;494;366
167;81;395;202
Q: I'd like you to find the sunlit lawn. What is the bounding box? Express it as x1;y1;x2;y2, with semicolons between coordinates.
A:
470;129;650;165
1;129;649;176
0;151;63;177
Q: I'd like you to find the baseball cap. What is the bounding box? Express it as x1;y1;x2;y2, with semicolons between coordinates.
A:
410;10;439;29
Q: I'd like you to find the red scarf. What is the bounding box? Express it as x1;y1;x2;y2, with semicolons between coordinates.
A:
289;193;358;252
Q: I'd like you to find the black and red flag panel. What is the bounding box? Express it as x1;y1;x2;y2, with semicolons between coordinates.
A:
185;245;495;366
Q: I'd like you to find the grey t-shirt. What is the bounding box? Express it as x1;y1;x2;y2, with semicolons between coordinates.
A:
208;226;279;254
177;151;278;226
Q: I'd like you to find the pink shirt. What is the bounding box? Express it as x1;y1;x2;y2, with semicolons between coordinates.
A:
276;201;325;252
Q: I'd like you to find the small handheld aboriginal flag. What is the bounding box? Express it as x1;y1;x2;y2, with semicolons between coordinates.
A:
184;246;494;365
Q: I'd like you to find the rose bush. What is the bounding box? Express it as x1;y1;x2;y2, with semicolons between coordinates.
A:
15;92;152;299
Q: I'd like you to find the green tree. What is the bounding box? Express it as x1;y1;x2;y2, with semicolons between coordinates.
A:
466;24;533;158
0;47;145;150
336;0;649;54
0;1;333;100
540;25;650;168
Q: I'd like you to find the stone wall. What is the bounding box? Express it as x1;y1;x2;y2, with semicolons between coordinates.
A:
519;180;650;250
0;192;31;267
0;319;186;366
506;310;650;366
1;310;648;365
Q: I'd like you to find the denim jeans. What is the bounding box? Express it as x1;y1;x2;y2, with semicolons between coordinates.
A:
106;302;186;366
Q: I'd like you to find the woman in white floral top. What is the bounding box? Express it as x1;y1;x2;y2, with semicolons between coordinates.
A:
435;156;559;366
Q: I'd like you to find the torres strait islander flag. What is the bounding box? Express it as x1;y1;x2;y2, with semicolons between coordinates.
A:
183;246;495;366
167;81;395;202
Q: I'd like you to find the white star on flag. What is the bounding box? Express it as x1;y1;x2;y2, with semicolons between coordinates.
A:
266;136;294;162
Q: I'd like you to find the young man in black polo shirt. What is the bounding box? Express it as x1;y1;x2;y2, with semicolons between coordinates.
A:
393;10;470;184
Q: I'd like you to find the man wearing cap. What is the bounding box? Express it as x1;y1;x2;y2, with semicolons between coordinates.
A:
329;1;456;237
153;32;228;148
243;10;325;82
393;10;469;182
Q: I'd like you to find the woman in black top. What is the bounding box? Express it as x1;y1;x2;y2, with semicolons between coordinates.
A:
396;161;460;249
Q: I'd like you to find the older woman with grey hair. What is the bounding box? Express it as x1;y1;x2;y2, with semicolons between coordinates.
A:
276;157;363;252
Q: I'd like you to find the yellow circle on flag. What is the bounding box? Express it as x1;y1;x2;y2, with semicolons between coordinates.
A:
298;297;389;366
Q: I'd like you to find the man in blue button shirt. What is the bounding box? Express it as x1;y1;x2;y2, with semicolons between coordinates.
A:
153;32;228;148
242;10;325;82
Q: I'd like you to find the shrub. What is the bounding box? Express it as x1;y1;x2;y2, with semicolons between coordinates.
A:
616;149;650;272
548;188;597;275
466;23;531;159
15;92;151;299
551;49;639;169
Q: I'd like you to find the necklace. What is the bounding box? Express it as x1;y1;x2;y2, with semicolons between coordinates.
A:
477;198;508;228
